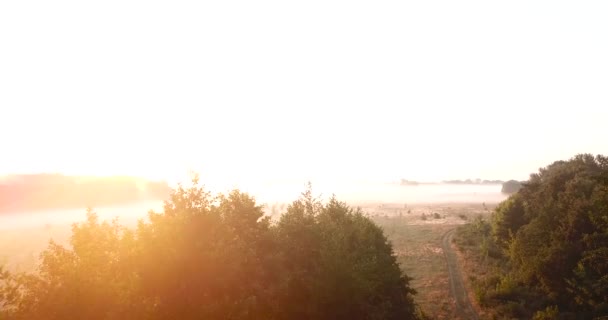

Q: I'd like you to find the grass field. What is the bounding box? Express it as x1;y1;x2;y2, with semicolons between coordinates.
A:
369;202;494;319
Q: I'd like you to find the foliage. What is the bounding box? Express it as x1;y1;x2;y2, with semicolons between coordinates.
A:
460;154;608;319
0;179;421;319
501;180;523;194
532;305;559;320
491;194;527;250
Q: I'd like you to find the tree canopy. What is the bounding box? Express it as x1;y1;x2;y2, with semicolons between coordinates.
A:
488;154;608;319
0;179;422;320
501;180;523;194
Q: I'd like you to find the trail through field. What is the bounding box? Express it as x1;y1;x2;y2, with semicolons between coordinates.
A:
442;229;479;320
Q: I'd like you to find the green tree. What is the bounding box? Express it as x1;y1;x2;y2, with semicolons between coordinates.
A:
485;154;608;319
491;194;526;250
1;178;422;320
274;191;419;319
2;210;135;319
501;180;523;194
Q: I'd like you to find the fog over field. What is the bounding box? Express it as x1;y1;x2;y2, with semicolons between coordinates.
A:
0;182;505;230
0;201;164;230
246;181;506;205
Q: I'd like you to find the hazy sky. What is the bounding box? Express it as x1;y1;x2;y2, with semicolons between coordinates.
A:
1;0;607;186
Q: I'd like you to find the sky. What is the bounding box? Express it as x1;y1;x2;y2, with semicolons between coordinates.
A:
1;0;607;187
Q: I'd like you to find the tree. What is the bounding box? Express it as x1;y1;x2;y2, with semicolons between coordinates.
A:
491;194;526;250
274;191;419;319
487;154;608;318
501;180;523;194
1;179;423;320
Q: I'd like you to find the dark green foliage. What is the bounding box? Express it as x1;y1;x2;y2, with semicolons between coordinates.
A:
275;192;418;320
463;154;608;319
0;180;421;320
491;194;527;249
501;180;523;194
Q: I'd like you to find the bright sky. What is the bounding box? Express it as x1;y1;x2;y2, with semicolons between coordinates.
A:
1;0;607;187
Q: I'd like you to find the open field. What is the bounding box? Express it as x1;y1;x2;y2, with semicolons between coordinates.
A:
370;202;496;319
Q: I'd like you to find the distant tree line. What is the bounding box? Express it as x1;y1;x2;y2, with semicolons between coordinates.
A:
442;179;505;185
399;178;506;186
456;154;608;319
0;179;424;320
0;174;171;213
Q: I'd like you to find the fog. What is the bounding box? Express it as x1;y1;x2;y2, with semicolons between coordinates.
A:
0;201;164;230
248;182;507;205
0;182;506;230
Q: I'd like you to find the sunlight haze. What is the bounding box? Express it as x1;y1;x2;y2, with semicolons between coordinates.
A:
1;0;607;187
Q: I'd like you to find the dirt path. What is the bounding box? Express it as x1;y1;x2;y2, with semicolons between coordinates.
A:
442;229;479;320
